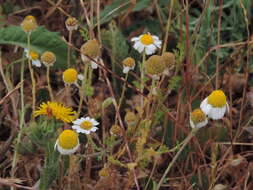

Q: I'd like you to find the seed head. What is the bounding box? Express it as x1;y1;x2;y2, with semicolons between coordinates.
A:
41;51;56;66
145;55;166;75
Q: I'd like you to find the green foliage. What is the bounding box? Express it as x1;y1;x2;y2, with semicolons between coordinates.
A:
0;26;72;69
101;21;129;63
102;97;114;109
27;118;60;149
168;75;182;91
39;142;60;190
98;0;151;25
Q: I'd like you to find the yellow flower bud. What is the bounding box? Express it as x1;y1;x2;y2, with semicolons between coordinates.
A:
21;15;38;33
65;17;78;31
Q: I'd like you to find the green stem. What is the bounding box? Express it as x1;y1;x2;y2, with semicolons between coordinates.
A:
67;30;72;67
155;128;199;190
46;66;54;100
141;53;146;107
77;63;89;117
27;34;36;117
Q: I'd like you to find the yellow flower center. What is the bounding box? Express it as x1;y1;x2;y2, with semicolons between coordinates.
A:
41;51;56;66
63;68;78;83
191;109;206;124
58;130;78;149
21;15;37;32
24;15;36;22
65;17;78;27
208;90;226;107
140;34;154;45
123;57;135;67
81;121;93;130
29;51;39;60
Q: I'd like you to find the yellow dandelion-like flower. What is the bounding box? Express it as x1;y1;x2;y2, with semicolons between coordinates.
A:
34;101;76;123
200;90;229;120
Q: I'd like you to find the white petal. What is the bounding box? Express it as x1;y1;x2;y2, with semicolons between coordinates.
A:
145;44;157;55
133;41;144;53
208;106;226;120
152;35;159;40
131;37;139;42
123;66;130;74
78;74;84;81
32;60;41;67
91;61;98;69
81;54;89;62
200;98;212;115
90;127;98;132
56;140;79;155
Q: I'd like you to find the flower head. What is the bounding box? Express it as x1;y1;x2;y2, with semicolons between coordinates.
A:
190;109;208;128
200;90;228;120
21;15;38;33
72;117;99;134
131;33;161;55
34;101;76;123
110;124;122;136
162;52;175;67
122;57;135;74
24;49;41;67
65;17;78;31
145;55;166;78
55;130;79;155
124;111;137;127
41;51;56;67
63;68;78;84
81;39;100;69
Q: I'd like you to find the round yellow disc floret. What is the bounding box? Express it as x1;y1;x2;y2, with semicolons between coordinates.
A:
208;90;226;107
110;124;122;136
41;51;56;66
58;130;78;149
190;109;206;124
65;17;78;31
145;55;166;75
80;121;93;130
63;68;78;84
162;52;175;67
140;34;154;45
122;57;135;67
81;39;100;59
21;15;37;33
29;51;39;60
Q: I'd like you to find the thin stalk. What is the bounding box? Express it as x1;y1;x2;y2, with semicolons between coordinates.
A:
118;72;128;110
162;0;174;53
46;66;54;100
10;54;25;182
155;128;199;190
215;0;223;89
27;34;36;117
77;63;89;117
67;30;72;67
141;53;146;107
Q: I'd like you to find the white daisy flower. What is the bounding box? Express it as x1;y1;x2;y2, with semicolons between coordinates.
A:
131;33;161;55
122;57;135;74
72;116;99;134
54;129;79;155
24;49;41;67
200;90;229;120
190;109;208;129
